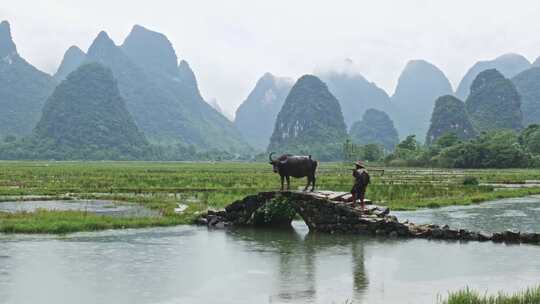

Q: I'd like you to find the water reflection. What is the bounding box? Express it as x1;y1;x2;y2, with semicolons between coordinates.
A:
227;225;370;303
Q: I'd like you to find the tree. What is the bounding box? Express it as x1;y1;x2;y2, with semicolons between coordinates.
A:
435;130;529;168
349;109;399;151
519;124;540;154
397;135;419;151
426;95;476;145
465;69;523;132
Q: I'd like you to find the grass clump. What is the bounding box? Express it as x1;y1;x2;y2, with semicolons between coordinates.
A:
0;208;201;234
463;176;479;186
441;286;540;304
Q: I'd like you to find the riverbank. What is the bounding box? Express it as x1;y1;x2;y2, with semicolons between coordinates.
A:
1;161;540;234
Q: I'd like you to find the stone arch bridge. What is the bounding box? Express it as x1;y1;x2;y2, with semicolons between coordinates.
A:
198;191;540;244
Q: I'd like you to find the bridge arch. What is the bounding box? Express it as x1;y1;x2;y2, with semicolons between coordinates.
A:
205;191;403;235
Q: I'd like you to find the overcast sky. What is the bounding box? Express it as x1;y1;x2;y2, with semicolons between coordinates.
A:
3;0;540;117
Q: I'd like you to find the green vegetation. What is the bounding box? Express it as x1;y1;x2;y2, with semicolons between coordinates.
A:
34;63;147;156
268;75;348;160
350;109;399;151
466;69;522;132
520;124;540;154
426;95;476;145
440;286;540;304
386;126;540;168
0;209;195;234
1;161;540;233
343;140;385;162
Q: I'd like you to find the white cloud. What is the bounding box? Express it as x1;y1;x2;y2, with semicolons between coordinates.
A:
3;0;540;113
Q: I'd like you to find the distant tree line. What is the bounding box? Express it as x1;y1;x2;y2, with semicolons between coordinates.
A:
384;125;540;168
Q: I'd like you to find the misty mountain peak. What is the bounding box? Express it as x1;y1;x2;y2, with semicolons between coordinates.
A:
178;60;198;88
401;59;448;78
0;20;17;57
456;53;531;99
319;69;390;128
393;59;453;99
65;45;85;56
261;72;275;80
234;72;293;149
391;59;453;140
495;53;530;64
122;24;178;76
54;45;86;81
87;31;117;56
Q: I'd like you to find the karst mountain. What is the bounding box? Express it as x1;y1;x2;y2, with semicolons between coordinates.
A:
267;75;347;160
52;25;248;152
34;63;148;158
465;69;523;132
0;21;56;137
512;67;540;126
234;73;293;150
319;70;391;128
456;53;531;99
426;95;476;145
349;109;399;151
391;60;453;141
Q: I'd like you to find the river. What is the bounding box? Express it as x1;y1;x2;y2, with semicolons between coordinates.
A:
1;197;540;304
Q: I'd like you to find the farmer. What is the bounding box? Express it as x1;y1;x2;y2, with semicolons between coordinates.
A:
351;161;370;211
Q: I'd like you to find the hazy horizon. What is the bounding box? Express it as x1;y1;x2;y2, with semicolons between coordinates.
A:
3;0;540;118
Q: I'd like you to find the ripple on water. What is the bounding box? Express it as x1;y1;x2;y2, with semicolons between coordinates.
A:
497;210;528;217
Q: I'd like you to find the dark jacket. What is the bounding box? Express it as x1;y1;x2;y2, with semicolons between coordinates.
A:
351;168;370;194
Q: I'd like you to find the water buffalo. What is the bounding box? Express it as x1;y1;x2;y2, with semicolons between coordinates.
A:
269;152;318;191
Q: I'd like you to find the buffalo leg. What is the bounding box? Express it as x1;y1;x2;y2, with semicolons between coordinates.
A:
280;175;285;191
311;175;316;192
286;176;290;190
303;178;310;192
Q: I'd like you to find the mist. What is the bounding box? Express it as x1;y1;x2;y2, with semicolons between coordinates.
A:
3;0;540;117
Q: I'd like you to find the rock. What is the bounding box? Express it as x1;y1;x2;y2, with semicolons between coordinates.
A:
478;232;492;242
492;232;504;242
502;230;521;243
195;217;208;226
375;229;387;236
459;229;471;240
520;232;540;243
389;231;398;238
214;222;226;229
431;228;443;239
207;215;219;226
